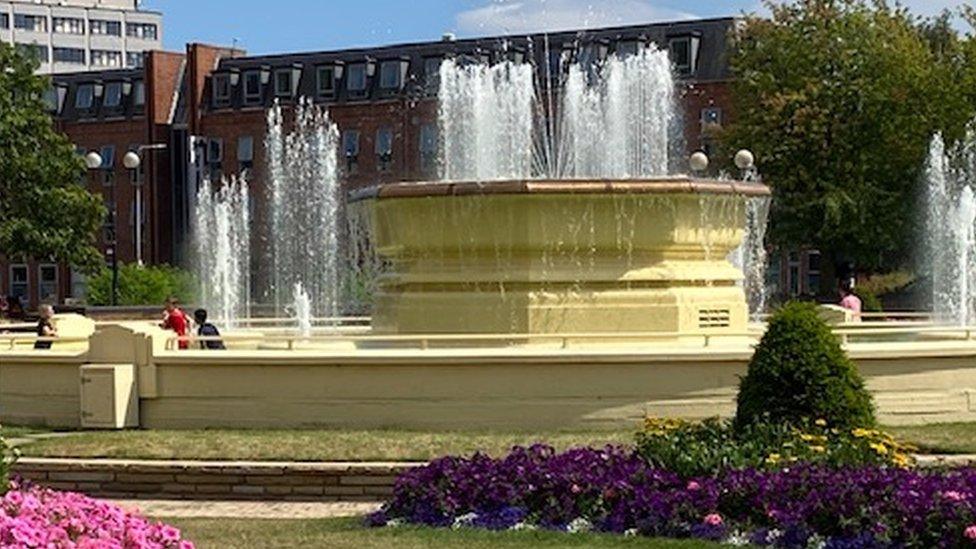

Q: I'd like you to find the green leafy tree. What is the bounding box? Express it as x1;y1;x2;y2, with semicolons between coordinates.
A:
722;0;973;282
87;263;196;306
0;44;105;272
735;301;876;431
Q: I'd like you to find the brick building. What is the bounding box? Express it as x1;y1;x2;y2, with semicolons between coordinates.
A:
1;17;738;308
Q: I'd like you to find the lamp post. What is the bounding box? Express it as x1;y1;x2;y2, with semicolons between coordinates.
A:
86;150;118;306
123;151;144;266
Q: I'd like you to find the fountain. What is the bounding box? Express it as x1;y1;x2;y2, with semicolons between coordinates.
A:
926;131;976;325
191;175;250;328
292;283;312;338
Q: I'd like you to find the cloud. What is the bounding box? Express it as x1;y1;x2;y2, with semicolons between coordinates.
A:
456;0;698;36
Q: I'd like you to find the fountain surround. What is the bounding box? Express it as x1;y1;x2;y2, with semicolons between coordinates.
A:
351;177;771;336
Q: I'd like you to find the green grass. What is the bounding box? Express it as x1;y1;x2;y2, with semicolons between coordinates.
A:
167;517;722;549
887;423;976;455
13;428;634;461
0;426;44;439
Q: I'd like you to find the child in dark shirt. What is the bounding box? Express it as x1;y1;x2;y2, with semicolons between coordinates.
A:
193;309;226;350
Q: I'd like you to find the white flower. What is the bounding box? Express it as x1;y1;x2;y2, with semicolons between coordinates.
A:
723;531;751;546
806;535;827;549
451;512;478;530
624;528;640;537
385;518;405;528
567;517;593;533
510;522;538;531
768;529;783;541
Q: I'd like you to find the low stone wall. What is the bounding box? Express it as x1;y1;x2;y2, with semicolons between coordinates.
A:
11;458;418;502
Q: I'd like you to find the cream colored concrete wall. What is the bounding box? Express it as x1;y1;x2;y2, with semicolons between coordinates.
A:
0;358;85;428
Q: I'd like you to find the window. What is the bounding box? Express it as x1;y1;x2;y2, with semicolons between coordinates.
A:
9;265;28;301
133;80;145;106
42;87;60;112
17;43;48;63
668;35;699;75
343;130;360;172
616;40;641;58
237;136;254;168
806;251;822;295
14;14;46;32
126;22;158;40
376;127;393;171
347;64;367;92
53;47;85;65
244;71;262;103
420;123;438;172
208;138;223;164
424;57;441;87
316;66;335;96
90;19;121;36
379;61;402;90
52;17;84;34
91;50;122;68
126;52;144;68
274;69;293;97
0;14;8;30
75;84;94;109
103;82;123;108
38;264;58;303
212;74;231;104
100;145;115;170
787;251;801;297
701;107;722;128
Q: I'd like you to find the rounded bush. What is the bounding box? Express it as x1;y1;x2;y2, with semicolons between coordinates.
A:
734;301;876;431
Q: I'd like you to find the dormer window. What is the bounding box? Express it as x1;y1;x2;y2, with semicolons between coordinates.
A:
244;70;262;103
133;80;145;107
379;60;405;90
316;65;336;97
76;84;94;109
668;35;701;76
213;74;231;105
347;64;367;93
103;82;123;108
274;69;293;97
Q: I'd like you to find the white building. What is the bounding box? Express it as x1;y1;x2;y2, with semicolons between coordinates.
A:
0;0;162;73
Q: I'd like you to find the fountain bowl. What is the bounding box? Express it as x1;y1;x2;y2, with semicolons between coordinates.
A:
351;177;771;337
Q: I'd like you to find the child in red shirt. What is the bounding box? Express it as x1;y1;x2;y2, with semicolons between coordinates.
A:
161;297;190;349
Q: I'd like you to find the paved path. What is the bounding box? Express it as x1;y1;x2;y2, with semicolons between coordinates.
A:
113;499;382;519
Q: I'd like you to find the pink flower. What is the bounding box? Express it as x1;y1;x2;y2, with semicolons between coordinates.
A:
703;513;723;527
965;525;976;540
944;491;967;502
686;481;701;491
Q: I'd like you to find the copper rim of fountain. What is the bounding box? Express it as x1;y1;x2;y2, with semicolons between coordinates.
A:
348;177;771;202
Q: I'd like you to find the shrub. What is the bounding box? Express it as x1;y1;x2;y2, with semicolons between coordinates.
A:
634;417;913;478
0;427;13;495
734;301;876;432
369;445;976;547
856;288;883;313
87;263;196;306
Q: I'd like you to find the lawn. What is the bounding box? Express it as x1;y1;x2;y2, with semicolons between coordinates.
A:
0;425;43;439
11;428;634;461
887;423;976;455
6;423;976;462
166;517;722;549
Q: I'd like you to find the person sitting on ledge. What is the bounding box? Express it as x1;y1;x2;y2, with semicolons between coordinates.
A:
839;278;862;322
34;304;57;350
161;296;190;350
194;309;226;350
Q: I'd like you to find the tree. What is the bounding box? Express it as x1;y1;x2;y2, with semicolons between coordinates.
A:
722;0;971;282
0;44;104;272
87;263;196;306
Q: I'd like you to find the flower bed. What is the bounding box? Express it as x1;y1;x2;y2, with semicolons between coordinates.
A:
367;445;976;547
1;480;194;548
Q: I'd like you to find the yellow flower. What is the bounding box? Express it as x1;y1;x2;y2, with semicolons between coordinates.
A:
765;453;781;465
869;442;889;455
815;419;828;427
800;434;816;442
852;428;872;438
809;445;826;453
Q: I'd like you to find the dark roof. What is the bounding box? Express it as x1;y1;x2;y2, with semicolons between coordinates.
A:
208;17;736;111
50;68;146;122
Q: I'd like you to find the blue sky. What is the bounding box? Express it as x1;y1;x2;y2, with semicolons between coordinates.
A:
143;0;969;55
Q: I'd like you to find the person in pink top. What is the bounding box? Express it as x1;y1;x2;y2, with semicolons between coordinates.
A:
839;279;862;321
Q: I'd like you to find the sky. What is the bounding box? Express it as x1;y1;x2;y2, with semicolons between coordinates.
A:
142;0;970;56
